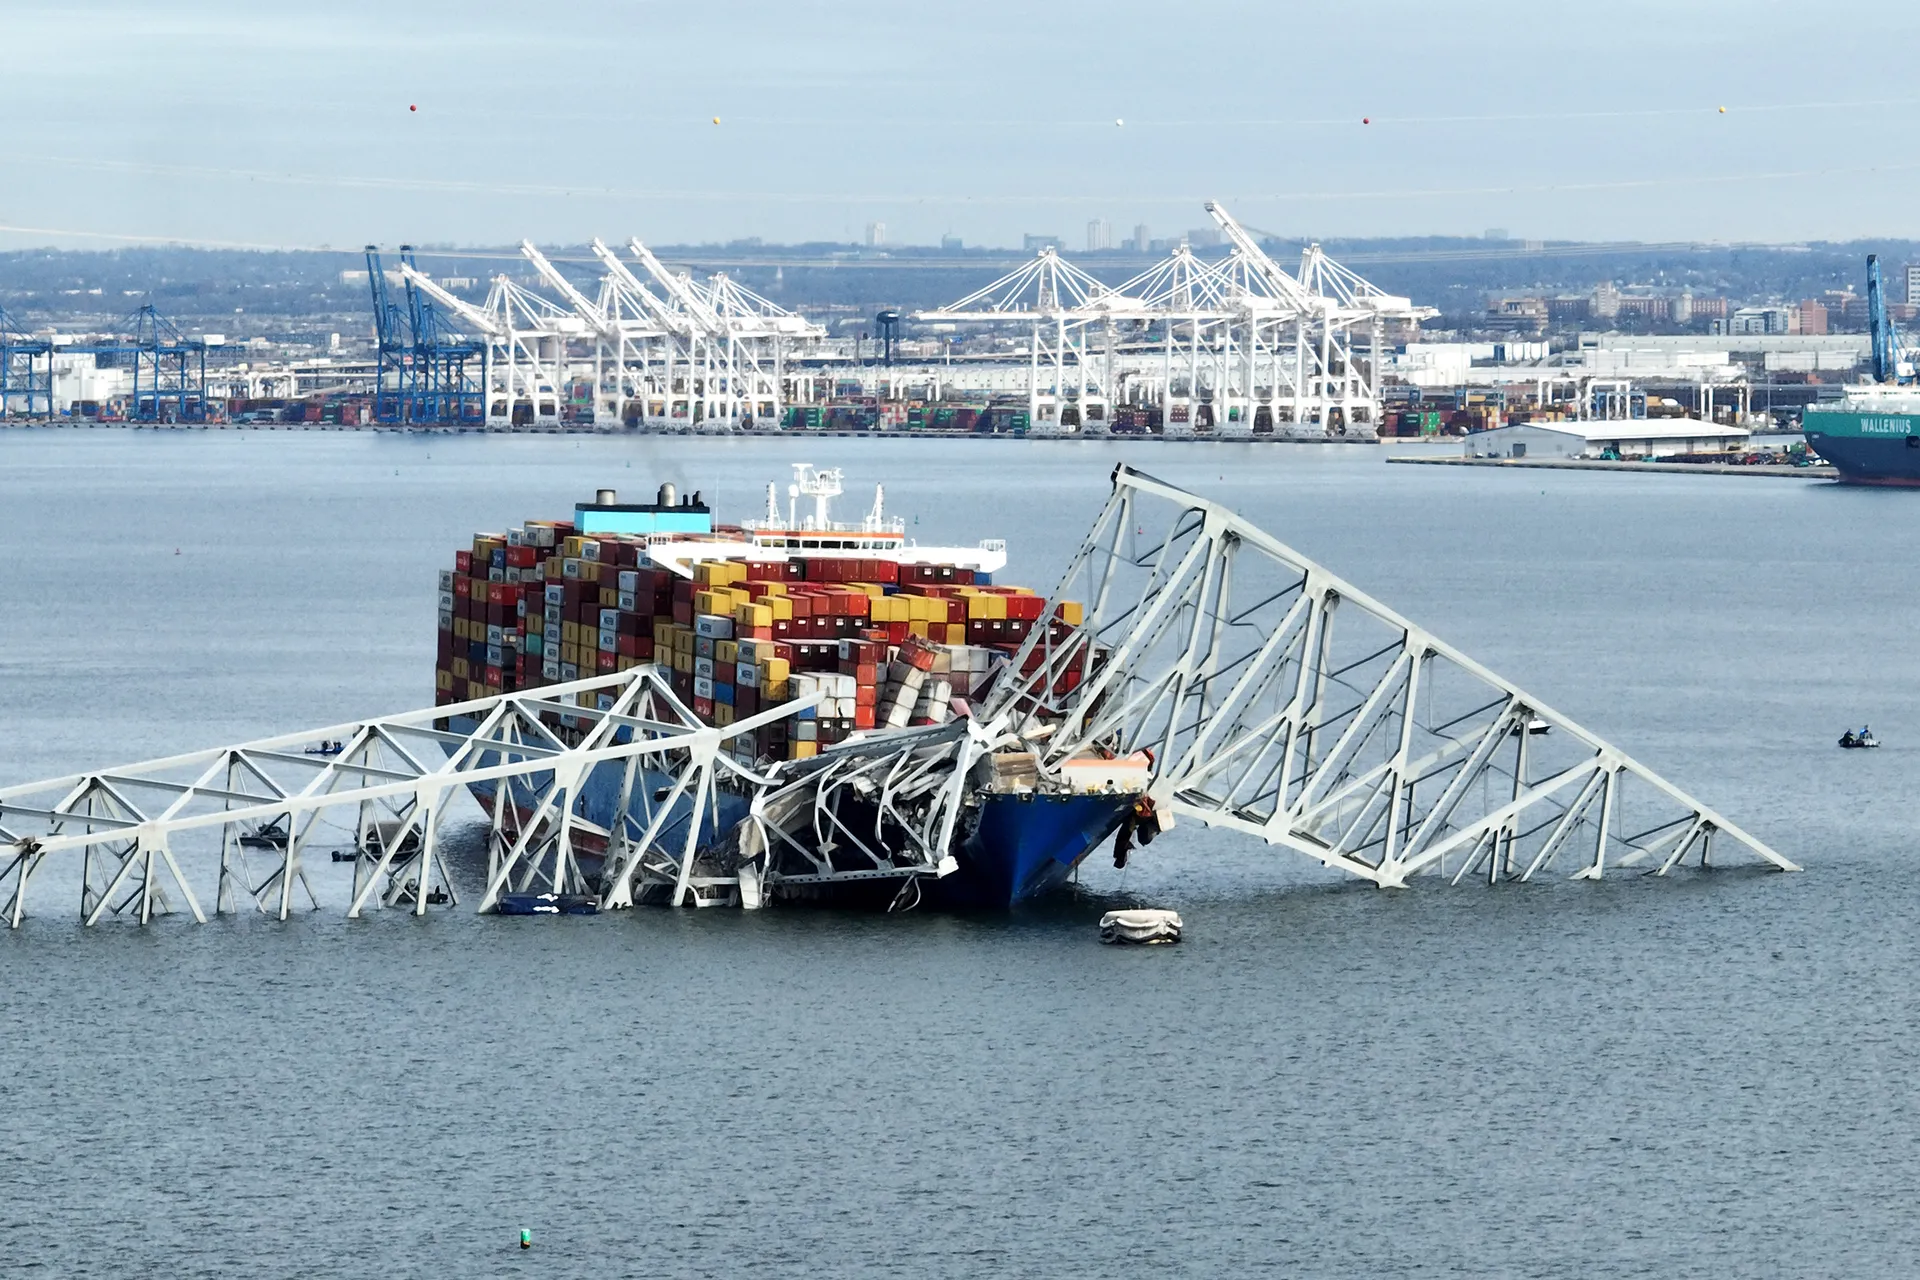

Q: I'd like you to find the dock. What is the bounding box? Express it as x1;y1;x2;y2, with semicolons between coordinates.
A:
1388;455;1830;479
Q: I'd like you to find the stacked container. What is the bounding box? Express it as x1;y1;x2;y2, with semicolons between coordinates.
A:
436;517;1084;765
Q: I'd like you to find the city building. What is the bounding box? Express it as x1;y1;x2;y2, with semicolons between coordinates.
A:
1022;233;1064;252
1797;299;1828;335
1131;224;1151;253
1906;263;1920;306
1086;219;1112;252
865;222;886;247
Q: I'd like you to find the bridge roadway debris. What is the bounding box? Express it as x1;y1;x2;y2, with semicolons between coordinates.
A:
0;466;1796;928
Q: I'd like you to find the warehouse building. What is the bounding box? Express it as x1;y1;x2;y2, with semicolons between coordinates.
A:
1465;419;1750;460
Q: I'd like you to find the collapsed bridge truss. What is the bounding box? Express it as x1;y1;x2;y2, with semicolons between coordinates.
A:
0;471;1792;927
986;466;1797;885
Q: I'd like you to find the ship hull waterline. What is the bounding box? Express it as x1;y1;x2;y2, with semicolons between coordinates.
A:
447;715;1135;911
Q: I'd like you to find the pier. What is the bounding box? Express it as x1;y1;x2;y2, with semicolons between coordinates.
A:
1389;454;1831;478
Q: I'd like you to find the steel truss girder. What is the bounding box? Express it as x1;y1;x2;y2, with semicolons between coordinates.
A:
985;464;1797;887
0;670;818;927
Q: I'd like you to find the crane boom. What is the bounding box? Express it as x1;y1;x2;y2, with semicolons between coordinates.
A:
1868;254;1905;384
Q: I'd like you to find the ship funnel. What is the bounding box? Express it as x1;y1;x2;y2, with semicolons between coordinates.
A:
595;488;617;506
657;482;677;507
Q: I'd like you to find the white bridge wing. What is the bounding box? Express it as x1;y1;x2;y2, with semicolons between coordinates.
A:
986;464;1796;886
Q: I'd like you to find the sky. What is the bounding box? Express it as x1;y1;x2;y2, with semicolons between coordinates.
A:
0;0;1915;253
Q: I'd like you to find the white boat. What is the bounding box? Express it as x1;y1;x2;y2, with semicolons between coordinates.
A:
1100;908;1183;945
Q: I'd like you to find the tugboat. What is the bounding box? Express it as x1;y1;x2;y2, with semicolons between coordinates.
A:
1839;725;1880;749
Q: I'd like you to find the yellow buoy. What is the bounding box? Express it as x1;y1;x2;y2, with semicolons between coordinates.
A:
1717;106;1726;113
712;116;721;124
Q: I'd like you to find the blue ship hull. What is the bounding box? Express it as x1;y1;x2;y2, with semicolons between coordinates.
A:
447;714;1133;909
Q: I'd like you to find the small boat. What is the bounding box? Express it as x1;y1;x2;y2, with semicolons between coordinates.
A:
304;741;345;757
1510;718;1552;737
238;822;288;850
1099;908;1183;945
496;893;600;916
1839;728;1880;750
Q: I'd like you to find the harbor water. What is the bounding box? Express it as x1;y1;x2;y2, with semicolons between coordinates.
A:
5;431;1920;1277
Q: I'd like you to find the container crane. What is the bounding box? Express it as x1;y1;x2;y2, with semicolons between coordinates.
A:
1867;254;1908;384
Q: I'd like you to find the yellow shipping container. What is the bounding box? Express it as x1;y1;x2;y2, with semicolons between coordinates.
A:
1058;600;1085;625
792;741;818;760
769;596;794;622
562;620;581;644
733;602;773;628
908;620;930;640
945;623;967;645
673;650;694;674
717;639;739;665
453;657;471;679
435;669;453;691
714;703;736;727
764;656;791;682
765;676;789;700
751;580;788;597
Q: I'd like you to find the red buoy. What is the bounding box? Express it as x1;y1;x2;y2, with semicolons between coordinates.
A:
1362;117;1370;124
409;104;417;112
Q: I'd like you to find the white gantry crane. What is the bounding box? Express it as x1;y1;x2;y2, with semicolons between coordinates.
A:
914;247;1124;432
395;239;826;431
0;470;1792;928
918;201;1436;438
397;263;587;427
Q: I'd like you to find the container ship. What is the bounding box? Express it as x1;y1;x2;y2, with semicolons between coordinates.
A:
1803;388;1920;485
433;464;1149;909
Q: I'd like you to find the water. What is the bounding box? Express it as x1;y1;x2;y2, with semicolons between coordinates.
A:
4;430;1920;1277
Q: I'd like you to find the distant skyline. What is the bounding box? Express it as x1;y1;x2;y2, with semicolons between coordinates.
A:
2;1;1916;253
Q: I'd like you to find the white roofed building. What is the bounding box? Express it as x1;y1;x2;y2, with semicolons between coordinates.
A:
1464;419;1750;461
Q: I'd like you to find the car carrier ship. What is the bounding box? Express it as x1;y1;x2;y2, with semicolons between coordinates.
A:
1802;387;1920;486
435;464;1150;909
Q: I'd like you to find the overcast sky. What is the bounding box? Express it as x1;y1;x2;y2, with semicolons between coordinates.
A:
0;0;1913;252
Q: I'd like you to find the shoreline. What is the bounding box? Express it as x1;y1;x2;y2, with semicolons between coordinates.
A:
1387;454;1829;479
0;420;1387;443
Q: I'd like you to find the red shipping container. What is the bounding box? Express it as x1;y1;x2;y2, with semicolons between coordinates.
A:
693;695;714;718
455;550;473;573
854;706;876;730
484;664;503;685
597;651;618;671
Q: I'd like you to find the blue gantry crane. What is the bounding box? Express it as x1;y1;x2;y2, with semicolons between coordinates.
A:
367;245;484;424
0;302;53;419
1866;254;1908;385
123;303;208;423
